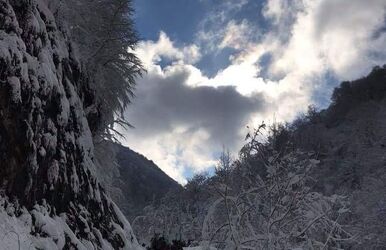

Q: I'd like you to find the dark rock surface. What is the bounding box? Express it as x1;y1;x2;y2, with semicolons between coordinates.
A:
0;0;140;248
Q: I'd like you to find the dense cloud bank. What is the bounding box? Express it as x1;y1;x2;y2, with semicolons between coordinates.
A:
124;0;386;183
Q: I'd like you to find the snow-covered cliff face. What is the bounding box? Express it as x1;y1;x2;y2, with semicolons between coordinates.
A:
0;0;140;248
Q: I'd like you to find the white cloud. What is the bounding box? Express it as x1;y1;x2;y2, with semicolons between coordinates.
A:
123;0;386;184
136;31;201;67
263;0;386;80
123;34;266;184
219;20;254;50
196;1;254;53
121;127;216;185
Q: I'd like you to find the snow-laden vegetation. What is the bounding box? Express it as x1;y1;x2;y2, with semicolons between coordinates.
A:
134;126;355;249
45;0;143;141
1;0;385;249
134;67;386;249
0;0;142;248
200;132;353;249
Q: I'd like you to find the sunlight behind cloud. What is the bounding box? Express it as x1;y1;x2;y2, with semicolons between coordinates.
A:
123;0;386;184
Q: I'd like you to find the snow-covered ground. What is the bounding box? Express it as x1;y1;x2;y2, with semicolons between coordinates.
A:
0;197;143;250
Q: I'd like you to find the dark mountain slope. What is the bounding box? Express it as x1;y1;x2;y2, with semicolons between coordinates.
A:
95;142;181;220
287;65;386;247
325;65;386;127
114;143;182;219
291;66;386;193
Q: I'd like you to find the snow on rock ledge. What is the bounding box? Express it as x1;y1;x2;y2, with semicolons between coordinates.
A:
0;196;142;249
0;0;141;249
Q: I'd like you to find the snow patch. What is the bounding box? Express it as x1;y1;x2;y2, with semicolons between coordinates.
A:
7;76;21;103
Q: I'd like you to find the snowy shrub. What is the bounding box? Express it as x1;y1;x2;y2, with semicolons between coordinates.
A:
201;128;355;250
0;0;143;248
54;0;144;141
146;234;189;250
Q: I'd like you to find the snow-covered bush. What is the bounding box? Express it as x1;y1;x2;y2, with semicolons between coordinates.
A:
201;128;355;250
133;126;356;249
131;172;214;246
0;0;143;248
52;0;143;141
132;188;204;246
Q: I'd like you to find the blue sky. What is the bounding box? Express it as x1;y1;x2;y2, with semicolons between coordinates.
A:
134;0;268;76
134;0;266;40
134;0;205;42
122;0;386;184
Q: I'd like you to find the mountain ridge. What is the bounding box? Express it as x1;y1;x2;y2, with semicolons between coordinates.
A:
95;141;182;220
